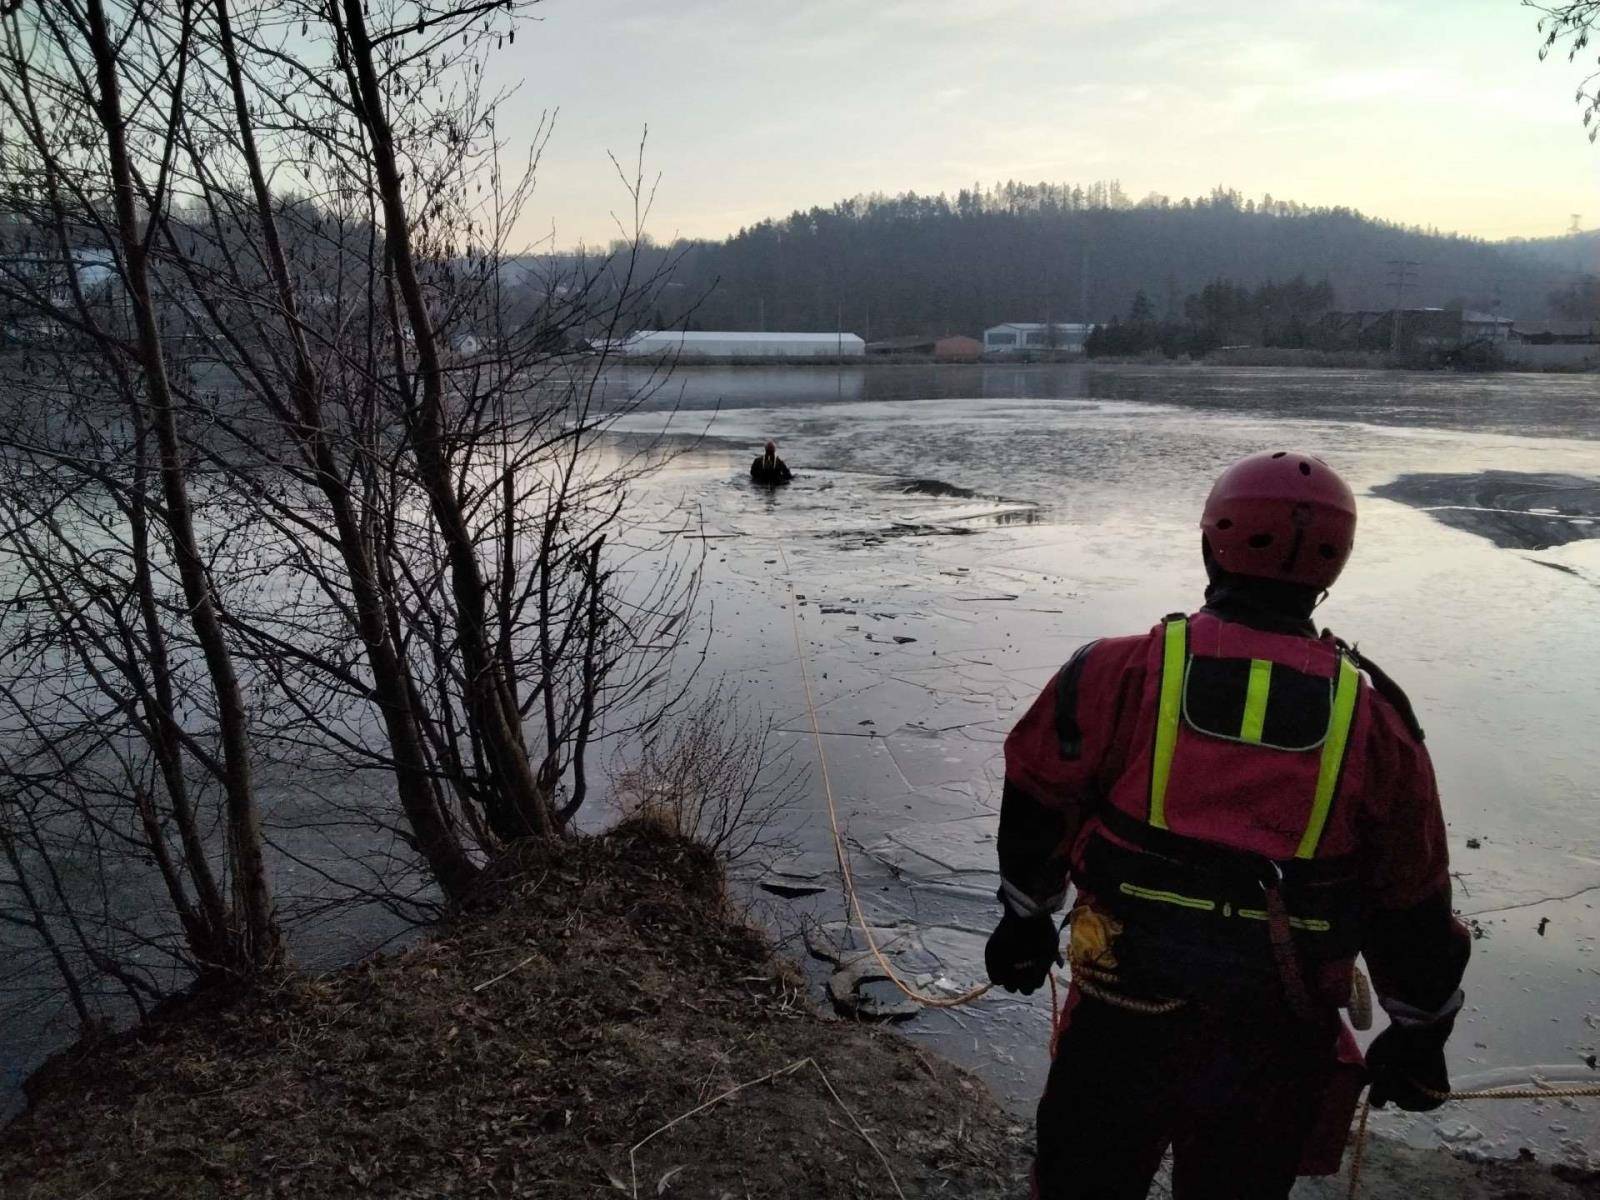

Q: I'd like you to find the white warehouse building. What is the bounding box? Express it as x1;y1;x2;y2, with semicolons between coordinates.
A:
617;330;865;359
983;322;1096;355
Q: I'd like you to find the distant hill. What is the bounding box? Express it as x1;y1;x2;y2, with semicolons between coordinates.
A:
632;185;1597;337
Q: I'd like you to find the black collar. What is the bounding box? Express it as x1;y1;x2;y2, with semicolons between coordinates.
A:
1200;582;1318;638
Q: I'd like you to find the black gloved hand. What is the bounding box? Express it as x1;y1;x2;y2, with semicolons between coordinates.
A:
984;911;1059;995
1367;1015;1455;1112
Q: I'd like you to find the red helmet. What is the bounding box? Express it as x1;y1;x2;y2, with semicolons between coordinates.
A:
1200;451;1357;590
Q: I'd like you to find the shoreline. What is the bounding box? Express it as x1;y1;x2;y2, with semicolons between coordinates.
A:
2;822;1594;1198
596;354;1594;373
0;824;1030;1199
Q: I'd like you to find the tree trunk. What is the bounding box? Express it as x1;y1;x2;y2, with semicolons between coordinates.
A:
127;400;232;962
210;0;481;899
83;0;279;969
338;0;552;840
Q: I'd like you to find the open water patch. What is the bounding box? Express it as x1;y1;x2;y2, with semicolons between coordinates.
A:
1371;471;1600;551
779;473;1047;549
881;477;981;500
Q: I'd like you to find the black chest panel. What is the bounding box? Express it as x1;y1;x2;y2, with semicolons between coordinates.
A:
1182;656;1333;751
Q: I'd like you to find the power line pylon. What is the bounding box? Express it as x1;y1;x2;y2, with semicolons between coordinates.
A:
1386;259;1421;354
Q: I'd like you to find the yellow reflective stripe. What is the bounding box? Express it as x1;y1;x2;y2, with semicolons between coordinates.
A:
1296;653;1361;859
1118;882;1216;912
1239;659;1273;743
1235;908;1332;932
1147;618;1188;830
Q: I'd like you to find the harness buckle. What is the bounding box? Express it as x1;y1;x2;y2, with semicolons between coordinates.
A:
1255;857;1285;894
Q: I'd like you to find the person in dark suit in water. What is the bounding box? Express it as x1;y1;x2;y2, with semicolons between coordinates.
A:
751;440;793;485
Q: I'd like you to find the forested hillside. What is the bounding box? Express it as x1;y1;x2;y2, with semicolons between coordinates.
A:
639;184;1596;337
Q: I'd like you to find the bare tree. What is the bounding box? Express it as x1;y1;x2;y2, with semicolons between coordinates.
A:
0;0;280;983
0;0;702;1045
614;685;799;867
1529;2;1600;139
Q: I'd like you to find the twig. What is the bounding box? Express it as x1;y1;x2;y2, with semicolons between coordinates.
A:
470;951;541;993
806;1059;906;1200
1462;880;1600;918
627;1057;906;1200
629;1059;808;1197
696;1047;732;1103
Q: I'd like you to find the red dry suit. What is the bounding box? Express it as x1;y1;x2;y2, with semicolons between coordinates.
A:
999;605;1469;1199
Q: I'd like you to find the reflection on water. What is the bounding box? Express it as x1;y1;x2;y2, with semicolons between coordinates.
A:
601;361;1600;444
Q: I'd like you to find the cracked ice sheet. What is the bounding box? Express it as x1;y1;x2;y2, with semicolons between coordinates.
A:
775;678;933;737
895;691;999;734
869;815;1000;878
883;730;1000;791
812;920;988;998
837;786;994;847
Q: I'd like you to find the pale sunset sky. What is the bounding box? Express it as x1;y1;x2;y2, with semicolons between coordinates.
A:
486;0;1599;248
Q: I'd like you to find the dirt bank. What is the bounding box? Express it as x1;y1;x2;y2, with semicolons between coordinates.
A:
1;822;1592;1199
0;824;1028;1199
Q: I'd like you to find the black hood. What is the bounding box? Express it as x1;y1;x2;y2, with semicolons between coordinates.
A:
1201;540;1321;637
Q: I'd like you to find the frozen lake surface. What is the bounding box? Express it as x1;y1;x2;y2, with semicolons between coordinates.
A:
608;363;1600;1168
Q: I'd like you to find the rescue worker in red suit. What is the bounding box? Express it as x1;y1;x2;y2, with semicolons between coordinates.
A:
985;451;1470;1199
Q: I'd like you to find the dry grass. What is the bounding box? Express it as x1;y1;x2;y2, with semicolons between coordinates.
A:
0;822;1028;1199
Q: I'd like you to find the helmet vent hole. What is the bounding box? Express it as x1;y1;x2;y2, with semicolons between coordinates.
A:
1215;518;1233;530
1247;533;1274;549
1298;461;1312;476
1318;543;1338;559
1271;451;1286;459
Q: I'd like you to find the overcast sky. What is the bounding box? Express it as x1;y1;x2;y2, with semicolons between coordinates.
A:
486;0;1598;249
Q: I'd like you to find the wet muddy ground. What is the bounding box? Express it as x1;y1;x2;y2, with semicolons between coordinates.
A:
607;363;1600;1172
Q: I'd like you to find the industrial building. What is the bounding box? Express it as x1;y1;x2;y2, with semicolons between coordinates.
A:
1505;319;1600;368
865;335;936;355
934;335;982;361
983;322;1095;355
1309;307;1600;367
863;333;984;361
1459;311;1515;344
1317;308;1513;353
617;330;864;359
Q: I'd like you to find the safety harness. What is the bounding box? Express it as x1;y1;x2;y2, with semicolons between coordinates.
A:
1079;616;1367;1021
1148;615;1363;858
